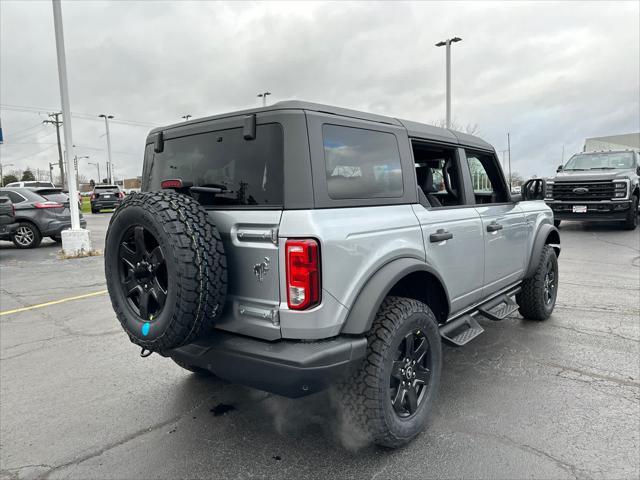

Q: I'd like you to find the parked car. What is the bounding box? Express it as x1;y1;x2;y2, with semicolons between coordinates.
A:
104;101;560;448
4;180;56;188
0;187;86;248
546;150;639;229
90;185;124;213
0;195;18;238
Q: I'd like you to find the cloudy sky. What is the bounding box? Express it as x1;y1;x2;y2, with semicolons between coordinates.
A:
1;0;638;183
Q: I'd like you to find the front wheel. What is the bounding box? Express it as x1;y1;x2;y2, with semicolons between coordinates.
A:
517;245;558;320
335;297;442;448
622;196;638;230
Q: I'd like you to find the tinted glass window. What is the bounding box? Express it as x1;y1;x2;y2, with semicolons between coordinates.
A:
1;191;26;203
323;125;403;199
95;186;119;192
148;123;284;207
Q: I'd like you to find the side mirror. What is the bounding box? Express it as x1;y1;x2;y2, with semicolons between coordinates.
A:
556;165;563;173
521;178;547;201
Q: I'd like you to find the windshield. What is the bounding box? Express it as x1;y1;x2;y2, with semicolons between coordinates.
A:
146;123;284;208
563;152;635;170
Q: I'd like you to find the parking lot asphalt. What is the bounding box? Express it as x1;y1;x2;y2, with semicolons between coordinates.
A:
1;213;638;480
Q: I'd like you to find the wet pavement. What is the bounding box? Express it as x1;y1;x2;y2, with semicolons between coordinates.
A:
1;215;638;479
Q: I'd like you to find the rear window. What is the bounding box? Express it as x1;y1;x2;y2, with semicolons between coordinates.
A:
322;125;403;199
95;186;119;192
147;123;284;207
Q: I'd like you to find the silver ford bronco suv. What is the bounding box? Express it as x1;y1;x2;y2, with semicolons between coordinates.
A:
105;101;560;448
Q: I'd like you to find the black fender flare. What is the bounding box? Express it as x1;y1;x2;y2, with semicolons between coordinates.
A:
525;223;560;278
341;258;451;335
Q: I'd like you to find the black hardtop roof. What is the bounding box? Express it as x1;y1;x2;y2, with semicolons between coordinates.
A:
151;100;493;151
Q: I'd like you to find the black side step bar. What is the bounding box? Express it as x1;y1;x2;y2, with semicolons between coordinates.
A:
476;292;520;321
439;315;484;347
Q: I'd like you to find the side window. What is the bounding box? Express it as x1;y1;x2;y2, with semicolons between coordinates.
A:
322;125;403;199
465;151;509;204
411;142;464;208
2;191;25;203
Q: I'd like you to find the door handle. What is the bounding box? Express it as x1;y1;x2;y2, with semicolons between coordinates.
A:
487;222;503;232
430;229;453;243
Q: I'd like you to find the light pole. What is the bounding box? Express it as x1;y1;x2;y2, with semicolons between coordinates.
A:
98;114;114;184
257;91;271;107
0;162;14;187
52;0;90;254
88;162;101;183
181;114;192;121
75;154;89;188
435;36;462;129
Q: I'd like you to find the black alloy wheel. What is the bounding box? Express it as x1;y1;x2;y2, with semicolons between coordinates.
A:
118;225;168;322
543;261;556;306
390;329;432;417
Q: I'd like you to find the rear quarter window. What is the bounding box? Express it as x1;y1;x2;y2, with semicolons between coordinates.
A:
322;125;403;199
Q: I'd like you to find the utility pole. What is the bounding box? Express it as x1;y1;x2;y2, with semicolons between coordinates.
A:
99;114;114;184
435;37;462;129
43;112;64;185
507;132;512;190
49;162;55;183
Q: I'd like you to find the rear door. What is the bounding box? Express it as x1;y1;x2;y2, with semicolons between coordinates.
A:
144;114;287;340
410;143;485;314
462;150;528;295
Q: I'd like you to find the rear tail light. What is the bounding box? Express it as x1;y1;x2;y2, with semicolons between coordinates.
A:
90;193;96;200
34;201;63;209
285;239;320;310
118;191;125;199
11;204;15;217
161;179;184;189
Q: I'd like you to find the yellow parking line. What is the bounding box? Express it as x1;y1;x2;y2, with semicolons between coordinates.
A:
0;290;108;316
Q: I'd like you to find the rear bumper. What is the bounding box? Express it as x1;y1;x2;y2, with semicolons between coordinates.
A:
44;219;87;236
166;332;368;398
547;200;631;221
91;200;121;210
0;222;19;236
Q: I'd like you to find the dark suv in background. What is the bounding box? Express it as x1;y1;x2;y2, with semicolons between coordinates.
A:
546;150;639;230
90;185;124;213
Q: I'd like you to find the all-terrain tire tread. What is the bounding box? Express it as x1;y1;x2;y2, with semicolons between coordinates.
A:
337;296;438;448
105;191;227;351
516;244;557;321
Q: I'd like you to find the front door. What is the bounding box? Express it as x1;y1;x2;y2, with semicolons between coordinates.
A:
464;150;528;296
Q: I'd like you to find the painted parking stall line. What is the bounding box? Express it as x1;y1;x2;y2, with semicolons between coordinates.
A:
0;289;108;316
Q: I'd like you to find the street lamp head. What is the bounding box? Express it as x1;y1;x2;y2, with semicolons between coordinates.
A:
98;114;105;118
451;37;462;43
435;41;446;47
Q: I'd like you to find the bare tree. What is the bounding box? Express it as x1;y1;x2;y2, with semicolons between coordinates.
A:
433;119;480;135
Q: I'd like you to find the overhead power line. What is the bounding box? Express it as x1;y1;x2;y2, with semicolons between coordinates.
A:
0;103;159;128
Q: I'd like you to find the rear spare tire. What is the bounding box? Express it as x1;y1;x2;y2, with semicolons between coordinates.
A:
105;191;227;352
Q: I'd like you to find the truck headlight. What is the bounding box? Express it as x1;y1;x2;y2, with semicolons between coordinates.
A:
613;181;628;198
545;182;553;199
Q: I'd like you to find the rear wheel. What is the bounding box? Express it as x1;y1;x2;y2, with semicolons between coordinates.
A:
336;296;442;448
517;245;558;320
12;222;42;249
622;196;638;230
